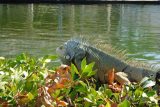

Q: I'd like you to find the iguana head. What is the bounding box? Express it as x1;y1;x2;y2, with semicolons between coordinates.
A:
56;40;86;65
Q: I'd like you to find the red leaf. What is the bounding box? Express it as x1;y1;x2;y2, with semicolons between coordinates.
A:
56;98;68;107
14;92;29;105
99;104;105;107
108;83;122;93
107;68;115;85
0;98;9;107
111;103;118;107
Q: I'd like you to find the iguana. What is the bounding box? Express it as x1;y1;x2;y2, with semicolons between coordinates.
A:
56;39;159;84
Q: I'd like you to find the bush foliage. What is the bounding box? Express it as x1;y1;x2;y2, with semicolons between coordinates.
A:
0;54;159;107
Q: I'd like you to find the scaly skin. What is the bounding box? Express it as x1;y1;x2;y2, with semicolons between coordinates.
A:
56;39;157;83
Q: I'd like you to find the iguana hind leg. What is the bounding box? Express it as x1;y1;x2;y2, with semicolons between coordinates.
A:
115;72;131;85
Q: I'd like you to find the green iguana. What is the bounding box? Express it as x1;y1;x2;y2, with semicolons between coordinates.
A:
56;39;159;84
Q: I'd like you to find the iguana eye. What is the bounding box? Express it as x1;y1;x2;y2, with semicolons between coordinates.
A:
65;55;70;60
59;46;63;50
150;74;153;77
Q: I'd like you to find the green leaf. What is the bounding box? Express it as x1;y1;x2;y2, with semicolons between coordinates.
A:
146;91;156;97
47;55;58;60
81;62;95;77
87;70;96;77
71;63;79;75
16;53;27;63
0;81;8;90
106;101;111;107
118;100;130;107
74;82;87;93
76;97;83;102
71;64;76;80
69;89;77;100
79;80;87;88
43;55;58;61
27;92;34;100
44;59;51;63
89;87;98;97
84;97;92;103
113;93;120;102
105;89;113;98
81;57;87;71
0;57;5;60
134;88;143;98
52;90;60;98
87;62;95;71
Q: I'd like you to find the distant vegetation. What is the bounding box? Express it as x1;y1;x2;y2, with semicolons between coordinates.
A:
0;54;159;106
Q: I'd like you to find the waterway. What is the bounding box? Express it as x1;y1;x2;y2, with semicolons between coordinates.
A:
0;4;160;65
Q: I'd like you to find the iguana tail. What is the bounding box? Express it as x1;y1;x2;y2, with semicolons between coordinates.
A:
156;70;160;106
156;70;160;85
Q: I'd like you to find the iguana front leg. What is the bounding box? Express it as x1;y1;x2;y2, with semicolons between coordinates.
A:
73;52;86;72
155;70;160;106
74;58;82;72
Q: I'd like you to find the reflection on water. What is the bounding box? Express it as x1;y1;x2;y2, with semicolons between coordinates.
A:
0;4;160;64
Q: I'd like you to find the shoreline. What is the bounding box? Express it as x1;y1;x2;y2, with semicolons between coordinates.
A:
0;0;160;4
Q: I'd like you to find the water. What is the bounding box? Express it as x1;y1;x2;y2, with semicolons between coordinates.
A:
0;4;160;65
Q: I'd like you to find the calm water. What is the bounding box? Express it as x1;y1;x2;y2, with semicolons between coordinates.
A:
0;4;160;64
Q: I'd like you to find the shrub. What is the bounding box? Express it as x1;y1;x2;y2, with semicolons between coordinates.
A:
0;54;159;107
